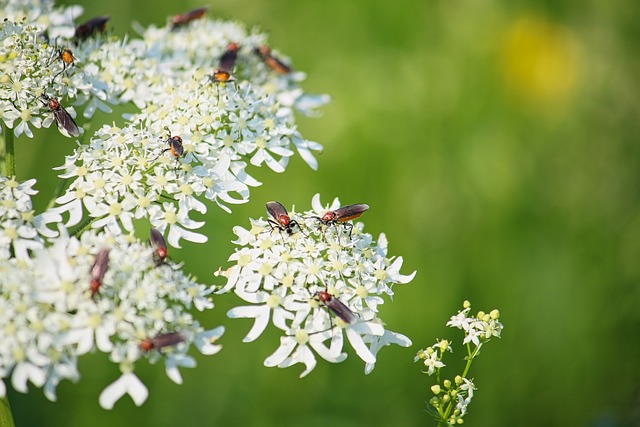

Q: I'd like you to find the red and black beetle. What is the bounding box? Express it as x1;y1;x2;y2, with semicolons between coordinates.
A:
266;201;302;236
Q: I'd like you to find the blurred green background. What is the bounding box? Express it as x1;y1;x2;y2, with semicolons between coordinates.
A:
8;0;640;426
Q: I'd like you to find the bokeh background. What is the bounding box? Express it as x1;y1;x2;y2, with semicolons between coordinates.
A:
8;0;640;426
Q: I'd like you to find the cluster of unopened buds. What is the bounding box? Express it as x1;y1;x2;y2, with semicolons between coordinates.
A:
217;194;416;377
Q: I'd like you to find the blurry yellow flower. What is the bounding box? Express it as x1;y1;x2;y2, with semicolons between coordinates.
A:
500;15;581;107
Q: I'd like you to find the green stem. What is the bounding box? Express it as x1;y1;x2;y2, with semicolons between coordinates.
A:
46;177;69;210
0;396;16;427
159;193;177;202
69;216;98;237
461;342;482;378
441;394;455;423
0;124;16;178
440;343;483;423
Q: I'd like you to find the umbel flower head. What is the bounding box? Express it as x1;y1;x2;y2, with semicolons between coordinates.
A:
217;194;416;377
0;176;61;260
0;0;327;247
1;0;328;139
0;228;223;409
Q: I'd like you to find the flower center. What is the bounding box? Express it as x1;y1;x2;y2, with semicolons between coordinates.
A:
4;227;17;240
282;275;294;288
238;253;253;267
138;196;151;208
295;329;309;344
164;211;177;224
20;109;32;121
332;260;345;272
88;313;102;329
356;286;368;298
255;136;267;149
374;269;388;281
259;263;273;276
109;202;122;216
202;177;215;188
266;294;281;308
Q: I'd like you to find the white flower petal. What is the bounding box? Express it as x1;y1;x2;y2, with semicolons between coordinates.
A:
264;337;296;367
99;373;149;410
227;305;270;342
11;363;46;393
279;345;317;378
167;224;207;248
194;327;225;355
346;328;377;364
309;329;346;362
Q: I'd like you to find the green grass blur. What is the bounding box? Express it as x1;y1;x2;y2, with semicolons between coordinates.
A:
9;0;640;426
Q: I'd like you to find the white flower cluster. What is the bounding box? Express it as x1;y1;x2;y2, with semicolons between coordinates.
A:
455;377;476;417
0;176;61;260
52;123;253;247
0;0;419;412
1;0;328;140
217;194;416;377
414;339;450;376
0;0;328;245
1;1;102;137
0;228;223;409
415;302;503;424
446;303;503;346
